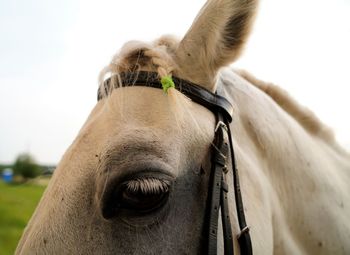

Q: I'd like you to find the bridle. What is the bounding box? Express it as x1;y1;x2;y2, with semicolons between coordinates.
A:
98;71;253;255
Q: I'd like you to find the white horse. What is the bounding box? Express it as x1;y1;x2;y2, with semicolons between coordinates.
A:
16;0;350;254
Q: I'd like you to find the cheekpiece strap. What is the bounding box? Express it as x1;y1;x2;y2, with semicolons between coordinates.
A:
207;112;234;255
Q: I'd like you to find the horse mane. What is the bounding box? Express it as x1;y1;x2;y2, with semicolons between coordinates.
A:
237;69;336;143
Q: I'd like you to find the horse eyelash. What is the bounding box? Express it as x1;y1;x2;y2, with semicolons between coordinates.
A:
125;178;170;194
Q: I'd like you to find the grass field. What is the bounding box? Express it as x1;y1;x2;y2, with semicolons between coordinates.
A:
0;181;46;255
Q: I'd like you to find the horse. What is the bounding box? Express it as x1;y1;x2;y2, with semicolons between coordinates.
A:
16;0;350;254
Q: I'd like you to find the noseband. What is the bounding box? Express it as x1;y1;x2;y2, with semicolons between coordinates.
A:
98;71;252;255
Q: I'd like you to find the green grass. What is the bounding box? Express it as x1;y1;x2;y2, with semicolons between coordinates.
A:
0;181;46;255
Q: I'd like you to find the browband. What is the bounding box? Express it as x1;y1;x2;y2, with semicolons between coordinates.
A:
98;71;234;123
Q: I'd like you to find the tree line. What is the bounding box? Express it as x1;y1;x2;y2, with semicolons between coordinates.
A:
1;153;55;180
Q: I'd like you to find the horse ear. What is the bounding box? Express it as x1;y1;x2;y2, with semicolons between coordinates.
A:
175;0;258;91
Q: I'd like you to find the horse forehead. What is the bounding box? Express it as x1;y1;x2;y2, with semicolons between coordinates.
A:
91;86;215;150
99;86;214;128
105;86;183;124
85;86;217;179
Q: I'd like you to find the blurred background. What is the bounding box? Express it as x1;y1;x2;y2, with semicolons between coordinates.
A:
1;0;349;253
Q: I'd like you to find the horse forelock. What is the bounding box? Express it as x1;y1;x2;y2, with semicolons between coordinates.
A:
98;35;180;98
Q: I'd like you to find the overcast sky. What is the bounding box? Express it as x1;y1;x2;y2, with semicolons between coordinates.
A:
1;0;349;164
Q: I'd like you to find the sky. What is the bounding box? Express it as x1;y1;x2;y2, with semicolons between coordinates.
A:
0;0;349;164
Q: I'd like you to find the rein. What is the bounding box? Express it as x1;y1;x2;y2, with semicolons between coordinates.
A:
98;71;253;255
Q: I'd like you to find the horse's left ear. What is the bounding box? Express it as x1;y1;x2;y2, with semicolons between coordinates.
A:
175;0;258;91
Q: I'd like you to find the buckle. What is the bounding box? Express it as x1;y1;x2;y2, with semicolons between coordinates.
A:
215;121;227;133
222;165;228;174
237;226;250;239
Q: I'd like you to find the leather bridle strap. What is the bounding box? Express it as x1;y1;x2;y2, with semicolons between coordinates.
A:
207;112;234;255
98;71;252;255
98;72;233;122
225;119;253;255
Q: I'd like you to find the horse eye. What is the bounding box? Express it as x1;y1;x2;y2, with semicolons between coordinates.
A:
103;178;170;218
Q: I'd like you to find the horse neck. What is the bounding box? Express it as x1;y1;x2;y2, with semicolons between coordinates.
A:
219;69;350;193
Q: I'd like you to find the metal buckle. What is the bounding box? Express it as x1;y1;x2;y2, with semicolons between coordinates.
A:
215;121;227;132
237;226;250;239
222;165;228;174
